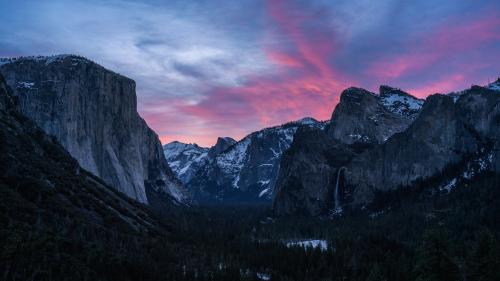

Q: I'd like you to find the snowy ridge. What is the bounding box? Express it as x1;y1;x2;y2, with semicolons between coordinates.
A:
487;78;500;91
379;87;423;118
163;141;209;183
0;55;88;66
216;137;252;188
446;79;500;102
189;117;326;201
214;118;321;192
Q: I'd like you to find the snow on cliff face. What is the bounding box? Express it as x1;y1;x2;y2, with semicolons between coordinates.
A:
0;55;88;67
487;79;500;91
188;118;326;202
379;86;424;118
163;137;236;184
328;86;421;146
163;141;209;183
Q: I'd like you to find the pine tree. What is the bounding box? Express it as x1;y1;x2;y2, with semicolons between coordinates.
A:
413;230;460;281
467;231;500;281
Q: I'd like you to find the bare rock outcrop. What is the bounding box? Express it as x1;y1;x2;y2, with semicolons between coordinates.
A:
0;55;187;204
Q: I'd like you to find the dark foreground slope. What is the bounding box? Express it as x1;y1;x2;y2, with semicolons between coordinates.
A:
0;74;188;280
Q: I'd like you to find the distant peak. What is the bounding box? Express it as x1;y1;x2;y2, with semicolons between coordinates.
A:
217;136;236;143
487;78;500;92
164;140;203;149
379;85;416;98
343;86;374;95
379;85;401;95
208;136;236;157
295;117;319;125
338;87;377;104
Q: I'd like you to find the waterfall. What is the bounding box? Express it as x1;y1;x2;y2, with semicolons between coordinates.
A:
334;167;346;211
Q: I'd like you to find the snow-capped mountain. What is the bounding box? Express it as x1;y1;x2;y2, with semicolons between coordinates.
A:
327;86;423;146
379;85;424;118
164;142;210;183
274;83;500;216
163;137;236;184
188;117;327;202
487;78;500;91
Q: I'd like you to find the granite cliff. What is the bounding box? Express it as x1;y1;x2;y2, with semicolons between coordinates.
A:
0;55;187;204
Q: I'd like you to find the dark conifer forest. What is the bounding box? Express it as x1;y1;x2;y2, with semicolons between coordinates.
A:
2;164;499;280
1;1;500;279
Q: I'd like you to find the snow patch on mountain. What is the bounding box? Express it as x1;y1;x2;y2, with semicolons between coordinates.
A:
286;240;328;251
217;137;251;176
259;188;270;198
438;149;494;194
487;79;500;91
16;81;35;89
188;117;327;201
380;88;424;117
163;141;209;183
0;55;87;66
439;178;457;193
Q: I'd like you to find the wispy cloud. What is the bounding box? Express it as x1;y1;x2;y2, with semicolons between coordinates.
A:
0;0;498;146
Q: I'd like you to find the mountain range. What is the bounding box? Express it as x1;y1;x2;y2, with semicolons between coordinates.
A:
274;82;500;216
1;54;499;216
168;117;327;202
1;54;499;280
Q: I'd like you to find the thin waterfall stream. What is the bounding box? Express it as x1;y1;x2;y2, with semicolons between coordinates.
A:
334;167;346;212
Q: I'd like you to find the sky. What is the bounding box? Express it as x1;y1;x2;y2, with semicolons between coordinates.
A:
0;0;499;146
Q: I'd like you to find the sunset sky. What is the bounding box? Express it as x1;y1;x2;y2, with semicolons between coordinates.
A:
1;0;499;146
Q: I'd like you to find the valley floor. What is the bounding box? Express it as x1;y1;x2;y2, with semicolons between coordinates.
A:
2;172;500;281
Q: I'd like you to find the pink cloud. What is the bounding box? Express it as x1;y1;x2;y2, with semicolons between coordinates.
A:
142;2;499;147
367;14;500;81
408;74;465;98
174;0;353;144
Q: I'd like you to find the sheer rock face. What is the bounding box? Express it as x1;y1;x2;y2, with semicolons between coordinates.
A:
326;87;423;146
273;84;500;216
346;86;500;206
273;127;354;216
0;73;162;234
273;87;422;216
208;137;236;158
0;55;187;204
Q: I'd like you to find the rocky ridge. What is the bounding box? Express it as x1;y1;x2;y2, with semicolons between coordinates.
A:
163;137;236;184
327;86;423;146
273;82;500;216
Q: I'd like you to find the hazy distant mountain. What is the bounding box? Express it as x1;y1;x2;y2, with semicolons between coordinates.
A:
187;117;327;202
163;137;236;183
0;55;188;205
